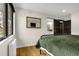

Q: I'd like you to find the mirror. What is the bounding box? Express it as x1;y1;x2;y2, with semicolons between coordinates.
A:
47;18;53;31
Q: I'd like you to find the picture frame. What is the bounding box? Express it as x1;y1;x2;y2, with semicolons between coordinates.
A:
26;16;41;28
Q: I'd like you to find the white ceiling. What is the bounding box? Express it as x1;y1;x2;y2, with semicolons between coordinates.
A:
14;3;79;18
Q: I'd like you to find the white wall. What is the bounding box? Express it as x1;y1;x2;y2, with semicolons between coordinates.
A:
71;12;79;35
15;8;54;48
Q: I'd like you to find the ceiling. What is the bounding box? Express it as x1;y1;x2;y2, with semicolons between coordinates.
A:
14;3;79;18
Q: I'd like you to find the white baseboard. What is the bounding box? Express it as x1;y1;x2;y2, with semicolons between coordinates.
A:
71;33;79;35
16;43;36;48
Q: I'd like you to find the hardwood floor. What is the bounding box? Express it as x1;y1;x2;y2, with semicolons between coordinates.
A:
16;46;48;56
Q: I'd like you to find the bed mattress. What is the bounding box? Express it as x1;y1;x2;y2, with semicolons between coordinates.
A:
37;35;79;56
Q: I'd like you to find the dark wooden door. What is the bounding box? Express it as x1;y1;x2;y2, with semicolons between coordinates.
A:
54;20;61;35
64;20;71;35
54;19;71;35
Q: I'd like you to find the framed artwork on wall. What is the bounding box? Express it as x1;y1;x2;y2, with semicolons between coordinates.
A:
26;16;41;28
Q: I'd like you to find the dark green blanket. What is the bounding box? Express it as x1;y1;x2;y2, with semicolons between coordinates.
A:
36;35;79;56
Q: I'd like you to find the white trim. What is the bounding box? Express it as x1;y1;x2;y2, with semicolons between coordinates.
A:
40;47;54;56
0;35;14;45
13;13;15;36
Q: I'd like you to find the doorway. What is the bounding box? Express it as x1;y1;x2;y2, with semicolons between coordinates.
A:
54;19;71;35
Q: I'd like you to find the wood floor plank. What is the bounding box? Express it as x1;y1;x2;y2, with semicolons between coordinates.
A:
16;46;48;56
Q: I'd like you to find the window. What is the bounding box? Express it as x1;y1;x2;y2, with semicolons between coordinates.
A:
0;3;6;40
0;3;15;41
7;3;14;36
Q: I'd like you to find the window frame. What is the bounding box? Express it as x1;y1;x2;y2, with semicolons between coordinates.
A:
0;3;15;41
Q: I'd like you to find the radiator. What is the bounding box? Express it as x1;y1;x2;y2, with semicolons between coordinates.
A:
9;39;16;56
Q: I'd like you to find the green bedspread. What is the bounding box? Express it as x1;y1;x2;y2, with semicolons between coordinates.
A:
37;35;79;56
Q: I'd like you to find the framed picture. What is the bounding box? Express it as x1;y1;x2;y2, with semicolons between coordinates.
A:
26;16;41;28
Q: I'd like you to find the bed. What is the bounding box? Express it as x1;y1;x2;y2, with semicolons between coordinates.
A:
36;35;79;56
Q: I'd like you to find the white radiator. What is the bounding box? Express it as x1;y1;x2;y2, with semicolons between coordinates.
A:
9;39;16;56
